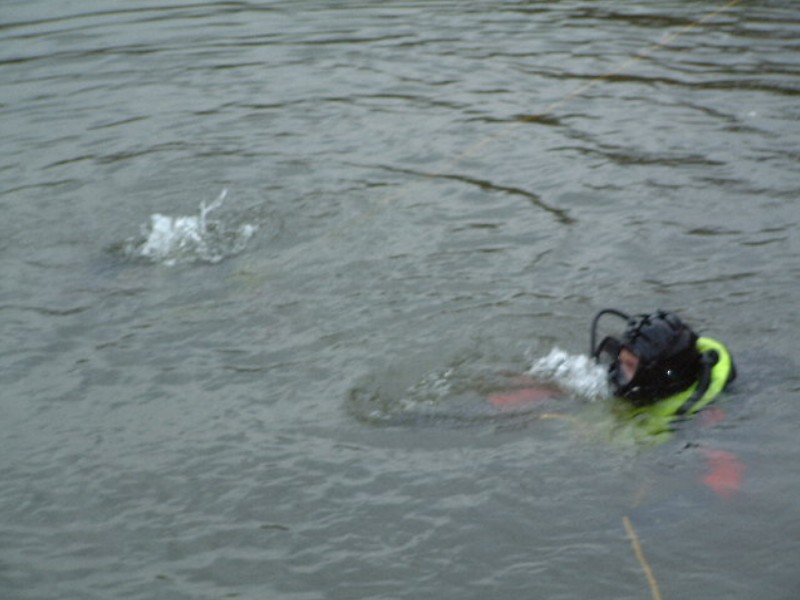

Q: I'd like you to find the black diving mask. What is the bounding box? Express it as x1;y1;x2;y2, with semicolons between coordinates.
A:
590;308;701;405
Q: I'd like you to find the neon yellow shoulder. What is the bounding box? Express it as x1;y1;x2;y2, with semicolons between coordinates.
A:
613;337;735;445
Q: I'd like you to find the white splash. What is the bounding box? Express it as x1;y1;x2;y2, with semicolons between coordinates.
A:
528;347;610;400
126;189;257;266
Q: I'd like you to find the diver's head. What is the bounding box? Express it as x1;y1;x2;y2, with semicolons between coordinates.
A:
590;309;701;405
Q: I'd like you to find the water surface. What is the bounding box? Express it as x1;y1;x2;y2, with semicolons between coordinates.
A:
2;1;800;598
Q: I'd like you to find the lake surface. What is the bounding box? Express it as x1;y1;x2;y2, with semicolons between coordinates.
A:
2;1;800;598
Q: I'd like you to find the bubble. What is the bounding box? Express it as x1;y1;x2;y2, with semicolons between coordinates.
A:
529;347;610;400
124;189;257;266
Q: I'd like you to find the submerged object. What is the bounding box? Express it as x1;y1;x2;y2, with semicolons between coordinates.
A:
702;449;745;499
487;385;562;408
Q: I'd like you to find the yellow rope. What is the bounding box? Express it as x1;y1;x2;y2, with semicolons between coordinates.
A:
623;515;664;600
456;0;743;164
541;0;742;116
324;0;744;239
538;411;577;423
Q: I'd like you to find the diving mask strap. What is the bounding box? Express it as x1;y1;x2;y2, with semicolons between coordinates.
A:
590;308;632;358
676;350;719;417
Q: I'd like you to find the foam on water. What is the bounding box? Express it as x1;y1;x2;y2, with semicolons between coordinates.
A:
528;347;610;401
125;190;257;266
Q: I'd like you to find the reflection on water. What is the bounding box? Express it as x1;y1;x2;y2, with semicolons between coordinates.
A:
2;1;800;599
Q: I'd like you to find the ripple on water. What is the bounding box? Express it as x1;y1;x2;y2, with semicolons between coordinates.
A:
346;348;608;428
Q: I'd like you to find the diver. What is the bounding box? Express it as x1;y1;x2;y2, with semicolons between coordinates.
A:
484;308;742;497
489;308;737;439
590;308;742;498
590;308;737;419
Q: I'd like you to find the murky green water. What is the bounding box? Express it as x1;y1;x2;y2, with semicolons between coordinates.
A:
2;1;800;598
